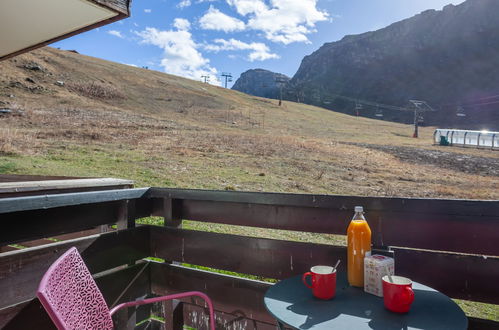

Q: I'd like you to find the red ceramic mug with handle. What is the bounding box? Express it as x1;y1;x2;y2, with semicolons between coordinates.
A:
302;265;336;300
382;275;415;313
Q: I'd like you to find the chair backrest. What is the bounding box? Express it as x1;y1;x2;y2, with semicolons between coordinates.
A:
37;247;114;329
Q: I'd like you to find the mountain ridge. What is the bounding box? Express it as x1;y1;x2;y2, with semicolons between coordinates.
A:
228;0;498;129
288;0;499;128
231;68;290;100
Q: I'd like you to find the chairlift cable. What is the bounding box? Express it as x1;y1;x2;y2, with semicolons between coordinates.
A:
471;94;499;101
325;93;434;113
440;93;499;107
461;99;499;108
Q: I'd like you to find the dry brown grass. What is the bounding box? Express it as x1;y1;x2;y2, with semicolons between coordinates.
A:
0;127;37;156
0;128;20;155
66;81;124;100
0;101;37;155
0;46;498;200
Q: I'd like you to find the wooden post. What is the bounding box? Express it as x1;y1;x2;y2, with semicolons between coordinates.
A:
159;198;184;329
113;295;151;330
163;198;182;228
163;299;184;330
113;306;137;329
117;199;136;230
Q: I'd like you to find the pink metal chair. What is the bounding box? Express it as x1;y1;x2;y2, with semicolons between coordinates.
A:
37;247;215;330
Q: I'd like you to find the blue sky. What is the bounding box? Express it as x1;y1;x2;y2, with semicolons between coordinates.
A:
53;0;466;87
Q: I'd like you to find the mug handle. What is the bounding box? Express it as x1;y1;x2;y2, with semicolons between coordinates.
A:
302;272;314;289
401;286;415;305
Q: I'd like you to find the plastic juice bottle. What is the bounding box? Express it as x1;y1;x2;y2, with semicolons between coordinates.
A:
347;206;372;287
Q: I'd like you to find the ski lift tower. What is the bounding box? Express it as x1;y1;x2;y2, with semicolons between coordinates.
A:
409;100;434;138
275;77;288;106
221;72;233;88
355;101;363;116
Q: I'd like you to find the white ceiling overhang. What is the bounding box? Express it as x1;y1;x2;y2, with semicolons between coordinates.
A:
0;0;130;60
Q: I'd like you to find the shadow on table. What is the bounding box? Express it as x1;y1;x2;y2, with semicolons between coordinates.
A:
286;300;408;330
283;287;466;330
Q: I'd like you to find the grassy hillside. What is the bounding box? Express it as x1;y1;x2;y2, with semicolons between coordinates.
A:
0;47;498;320
0;47;498;200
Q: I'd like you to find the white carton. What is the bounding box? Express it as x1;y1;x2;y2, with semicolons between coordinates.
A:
364;254;395;297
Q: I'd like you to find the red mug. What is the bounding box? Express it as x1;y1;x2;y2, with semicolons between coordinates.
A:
302;265;336;300
382;275;415;313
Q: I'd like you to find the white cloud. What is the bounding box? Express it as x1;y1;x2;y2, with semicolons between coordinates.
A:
136;26;219;84
144;8;152;13
125;63;138;67
204;38;279;61
178;0;219;7
107;30;124;38
227;0;328;44
177;0;191;9
199;6;246;32
173;18;191;31
226;0;266;16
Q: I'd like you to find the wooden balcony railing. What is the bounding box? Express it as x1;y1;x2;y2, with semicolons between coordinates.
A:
0;175;134;198
0;187;498;329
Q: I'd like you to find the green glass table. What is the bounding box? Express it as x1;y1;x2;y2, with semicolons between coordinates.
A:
264;272;468;330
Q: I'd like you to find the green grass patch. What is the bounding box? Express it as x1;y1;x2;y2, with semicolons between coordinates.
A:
455;299;499;322
8;244;26;250
0;160;17;173
136;217;164;226
183;263;277;283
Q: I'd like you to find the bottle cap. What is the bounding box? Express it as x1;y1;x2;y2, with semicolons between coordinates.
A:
354;206;363;213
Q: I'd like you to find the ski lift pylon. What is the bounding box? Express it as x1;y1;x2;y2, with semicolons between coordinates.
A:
355;101;363;116
418;113;424;123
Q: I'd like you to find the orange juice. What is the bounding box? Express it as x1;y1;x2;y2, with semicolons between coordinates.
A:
347;206;371;287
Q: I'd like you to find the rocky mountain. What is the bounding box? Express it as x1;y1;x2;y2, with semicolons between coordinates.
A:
287;0;499;129
232;69;290;100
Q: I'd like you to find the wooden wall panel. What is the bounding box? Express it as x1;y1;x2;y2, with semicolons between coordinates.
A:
149;188;499;256
0;227;149;309
182;303;284;330
150;226;345;280
149;226;499;304
0;262;150;330
0;202;122;245
150;262;274;324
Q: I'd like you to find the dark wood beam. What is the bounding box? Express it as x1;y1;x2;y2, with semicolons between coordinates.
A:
149;188;499;256
0;188;148;214
150;262;274;325
0;227;149;309
149;226;499;304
